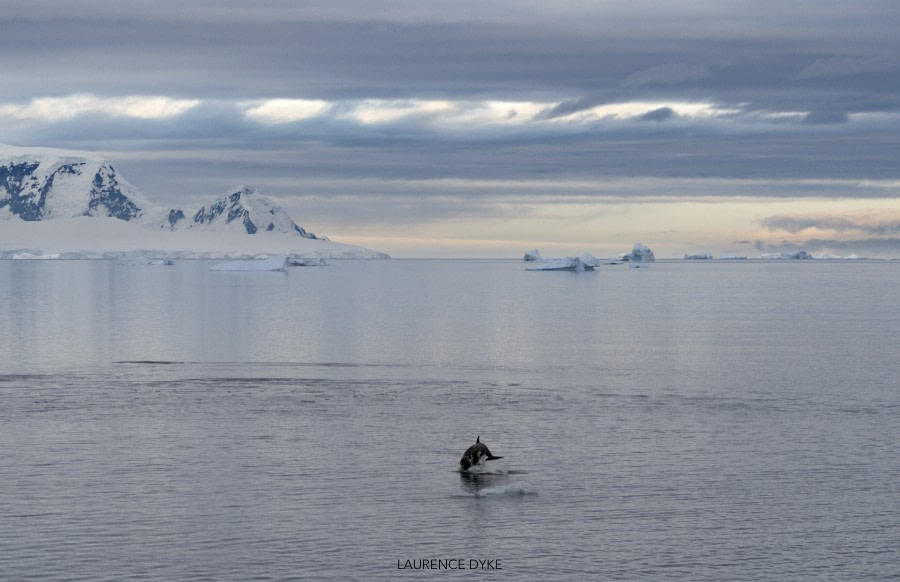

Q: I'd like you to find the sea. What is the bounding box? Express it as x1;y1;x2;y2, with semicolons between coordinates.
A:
1;258;898;581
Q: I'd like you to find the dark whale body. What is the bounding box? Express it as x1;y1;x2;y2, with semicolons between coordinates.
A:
459;436;503;471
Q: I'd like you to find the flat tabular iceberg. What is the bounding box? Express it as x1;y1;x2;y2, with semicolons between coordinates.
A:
210;254;288;271
762;251;813;260
526;256;596;271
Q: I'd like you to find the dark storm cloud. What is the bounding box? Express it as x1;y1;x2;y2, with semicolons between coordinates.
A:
639;107;676;122
801;111;850;125
535;99;598;121
621;64;711;88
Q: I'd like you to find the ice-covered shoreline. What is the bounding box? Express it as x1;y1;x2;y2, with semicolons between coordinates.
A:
0;216;389;260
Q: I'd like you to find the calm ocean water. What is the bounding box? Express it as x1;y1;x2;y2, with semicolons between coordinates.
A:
1;258;898;581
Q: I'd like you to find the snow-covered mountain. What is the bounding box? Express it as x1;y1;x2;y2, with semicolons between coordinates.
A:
1;145;316;238
175;186;317;238
1;144;388;259
0;145;152;222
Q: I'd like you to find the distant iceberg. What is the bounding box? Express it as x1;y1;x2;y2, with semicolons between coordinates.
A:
210;254;288;271
762;251;813;260
522;250;614;270
11;252;61;260
579;253;601;267
813;253;865;260
684;252;713;260
618;243;655;262
526;256;596;271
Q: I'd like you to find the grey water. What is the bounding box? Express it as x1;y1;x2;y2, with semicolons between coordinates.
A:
1;258;898;581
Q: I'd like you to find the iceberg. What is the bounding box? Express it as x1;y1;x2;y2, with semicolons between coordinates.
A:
526;256;595;271
522;250;618;270
684;252;713;260
12;252;61;260
618;243;655;262
812;253;865;260
210;254;288;271
579;253;601;267
762;251;813;260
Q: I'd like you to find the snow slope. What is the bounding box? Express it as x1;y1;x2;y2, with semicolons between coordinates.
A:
0;217;387;259
1;144;388;259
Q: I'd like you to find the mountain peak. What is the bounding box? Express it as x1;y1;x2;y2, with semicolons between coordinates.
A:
2;145;319;240
1;146;151;221
187;185;317;238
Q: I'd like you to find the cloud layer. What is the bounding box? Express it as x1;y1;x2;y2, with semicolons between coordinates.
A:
762;212;900;236
2;0;899;256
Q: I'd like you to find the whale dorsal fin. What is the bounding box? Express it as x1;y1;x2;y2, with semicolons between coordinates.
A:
476;435;480;443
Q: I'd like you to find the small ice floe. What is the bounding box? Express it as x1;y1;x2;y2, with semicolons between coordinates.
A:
147;258;175;265
12;252;61;260
210;254;288;271
288;257;329;267
629;263;649;268
523;249;543;262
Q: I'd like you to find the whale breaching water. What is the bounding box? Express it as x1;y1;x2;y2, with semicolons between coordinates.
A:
459;436;503;471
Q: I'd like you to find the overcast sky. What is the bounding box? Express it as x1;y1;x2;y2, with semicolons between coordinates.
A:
3;0;900;257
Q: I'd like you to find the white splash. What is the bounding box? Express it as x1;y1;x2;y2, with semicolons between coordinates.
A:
474;483;531;497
